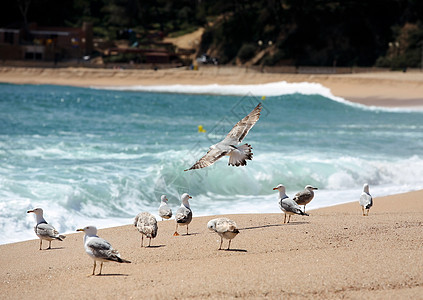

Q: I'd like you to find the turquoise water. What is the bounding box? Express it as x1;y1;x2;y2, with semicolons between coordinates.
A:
1;82;423;244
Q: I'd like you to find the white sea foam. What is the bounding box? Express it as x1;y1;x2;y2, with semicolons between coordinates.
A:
93;81;423;112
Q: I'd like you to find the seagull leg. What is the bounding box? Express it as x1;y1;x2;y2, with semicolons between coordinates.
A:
173;223;179;236
283;214;287;224
141;235;144;247
361;207;365;216
98;262;103;275
288;215;291;223
227;240;231;250
39;239;42;250
219;237;223;250
366;209;370;216
304;205;307;213
92;261;96;276
186;225;189;235
47;240;52;250
148;237;151;247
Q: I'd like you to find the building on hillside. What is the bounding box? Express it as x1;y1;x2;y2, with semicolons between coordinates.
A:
0;22;93;62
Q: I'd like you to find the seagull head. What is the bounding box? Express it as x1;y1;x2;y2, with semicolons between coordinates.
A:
161;195;168;203
181;193;192;206
273;184;286;193
305;185;318;191
363;183;370;193
77;225;98;236
27;207;43;215
207;219;217;231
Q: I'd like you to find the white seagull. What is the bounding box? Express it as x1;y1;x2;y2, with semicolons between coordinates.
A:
273;184;309;223
27;208;66;250
359;183;373;216
158;195;172;220
207;218;240;250
134;212;158;247
185;103;262;171
173;193;193;236
293;185;318;213
76;225;131;276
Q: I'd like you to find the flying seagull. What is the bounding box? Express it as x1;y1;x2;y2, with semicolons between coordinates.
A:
185;103;262;171
134;212;158;247
273;184;309;224
76;225;131;276
293;185;318;213
359;183;373;216
207;218;240;250
27;208;66;250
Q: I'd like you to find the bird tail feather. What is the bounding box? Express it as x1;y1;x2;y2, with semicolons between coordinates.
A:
228;144;253;167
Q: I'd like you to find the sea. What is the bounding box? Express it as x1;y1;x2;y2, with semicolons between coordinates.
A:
1;81;423;245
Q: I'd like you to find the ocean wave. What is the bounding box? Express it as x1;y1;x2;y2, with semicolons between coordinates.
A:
92;81;423;113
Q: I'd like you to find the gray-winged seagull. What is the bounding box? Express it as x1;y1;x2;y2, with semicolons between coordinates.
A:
273;184;309;223
185;103;262;171
158;195;172;220
207;218;240;250
76;225;131;276
173;193;193;236
134;212;158;247
359;183;373;216
27;208;66;250
293;185;318;213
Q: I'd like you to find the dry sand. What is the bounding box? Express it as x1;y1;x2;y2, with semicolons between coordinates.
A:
1;190;423;299
1;66;422;298
1;66;423;108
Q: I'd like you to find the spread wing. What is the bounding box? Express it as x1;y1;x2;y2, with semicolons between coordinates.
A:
224;103;262;144
184;103;262;171
184;147;228;171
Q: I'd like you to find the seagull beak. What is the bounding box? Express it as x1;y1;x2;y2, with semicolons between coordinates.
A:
272;187;277;190
189;196;192;199
314;187;318;190
27;210;34;213
76;228;84;232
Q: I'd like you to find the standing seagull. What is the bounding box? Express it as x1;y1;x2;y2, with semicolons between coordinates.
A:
27;208;66;250
273;184;309;223
359;183;373;216
207;218;240;250
185;103;262;171
134;212;158;247
293;185;318;213
158;195;172;220
76;225;130;276
173;193;193;236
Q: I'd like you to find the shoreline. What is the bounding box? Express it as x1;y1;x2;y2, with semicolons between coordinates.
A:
1;66;423;108
2;189;423;298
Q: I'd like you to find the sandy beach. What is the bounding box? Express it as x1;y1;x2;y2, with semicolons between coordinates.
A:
1;190;422;299
1;66;422;298
1;66;423;108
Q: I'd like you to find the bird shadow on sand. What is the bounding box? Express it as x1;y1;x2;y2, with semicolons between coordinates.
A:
239;224;283;231
44;246;65;250
177;232;200;237
94;273;129;277
222;248;247;252
284;221;310;226
145;244;166;248
239;221;309;231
